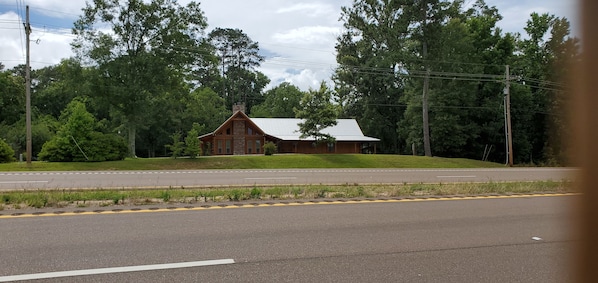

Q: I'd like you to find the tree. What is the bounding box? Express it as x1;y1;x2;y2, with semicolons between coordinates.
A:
182;87;228;134
337;0;520;161
165;132;185;159
32;59;91;119
513;13;579;165
208;27;268;111
251;82;304;117
295;82;338;144
407;0;463;157
335;0;411;153
0;139;15;163
400;1;512;160
72;0;209;157
38;100;127;162
185;123;203;158
0;67;25;126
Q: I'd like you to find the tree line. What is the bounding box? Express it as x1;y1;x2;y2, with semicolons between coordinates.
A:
334;0;578;165
0;0;578;165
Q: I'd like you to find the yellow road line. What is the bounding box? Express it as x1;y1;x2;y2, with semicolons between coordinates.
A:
0;193;578;219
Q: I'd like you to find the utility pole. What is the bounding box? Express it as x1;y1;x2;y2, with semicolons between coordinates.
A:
505;65;513;167
421;1;432;157
24;5;32;166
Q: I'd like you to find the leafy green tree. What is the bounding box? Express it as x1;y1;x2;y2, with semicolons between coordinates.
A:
407;0;464;157
335;0;411;153
185;123;204;158
0;67;25;126
165;132;184;159
251;82;304;117
72;0;209;157
133;83;190;158
401;1;511;160
337;0;523;162
0;139;15;163
39;100;95;162
1;115;58;159
462;1;516;162
182;87;229;134
513;13;579;164
32;59;91;119
295;82;338;144
38;100;127;162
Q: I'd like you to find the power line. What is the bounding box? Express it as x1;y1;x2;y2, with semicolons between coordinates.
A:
27;6;81;18
15;0;25;59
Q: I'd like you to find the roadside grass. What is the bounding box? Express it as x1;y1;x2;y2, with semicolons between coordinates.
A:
0;154;503;171
0;180;574;210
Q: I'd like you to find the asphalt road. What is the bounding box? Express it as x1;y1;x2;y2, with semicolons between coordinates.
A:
0;196;574;282
0;168;575;190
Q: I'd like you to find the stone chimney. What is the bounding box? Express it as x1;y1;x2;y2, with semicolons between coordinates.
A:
232;102;245;114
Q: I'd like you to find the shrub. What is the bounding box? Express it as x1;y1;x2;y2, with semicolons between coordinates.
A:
37;100;127;162
250;187;262;199
0;139;15;163
84;133;128;161
228;190;244;201
263;141;277;156
39;133;127;162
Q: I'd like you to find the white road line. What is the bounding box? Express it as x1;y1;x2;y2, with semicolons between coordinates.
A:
436;176;477;178
0;181;48;184
244;177;298;180
0;259;235;282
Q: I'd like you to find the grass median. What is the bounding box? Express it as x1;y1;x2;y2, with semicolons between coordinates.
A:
0;155;568;210
0;180;574;210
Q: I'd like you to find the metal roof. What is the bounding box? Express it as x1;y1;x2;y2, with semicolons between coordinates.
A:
250;118;380;142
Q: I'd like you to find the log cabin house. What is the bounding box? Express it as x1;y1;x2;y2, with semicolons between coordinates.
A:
198;104;379;155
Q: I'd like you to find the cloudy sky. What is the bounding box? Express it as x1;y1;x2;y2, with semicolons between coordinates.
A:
0;0;579;91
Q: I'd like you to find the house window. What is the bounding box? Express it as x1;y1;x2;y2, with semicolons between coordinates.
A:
226;128;231;135
248;127;253;135
328;142;335;153
247;140;253;154
226;140;231;154
217;140;222;154
256;140;261;153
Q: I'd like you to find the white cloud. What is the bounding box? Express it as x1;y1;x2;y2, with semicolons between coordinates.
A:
0;0;84;18
485;0;579;36
0;11;74;70
276;3;335;18
29;30;74;69
0;12;27;67
272;26;340;46
260;58;331;91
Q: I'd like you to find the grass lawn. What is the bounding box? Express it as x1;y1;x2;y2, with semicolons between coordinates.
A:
0;154;504;171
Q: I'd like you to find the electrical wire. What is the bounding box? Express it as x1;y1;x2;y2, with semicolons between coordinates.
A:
15;0;25;59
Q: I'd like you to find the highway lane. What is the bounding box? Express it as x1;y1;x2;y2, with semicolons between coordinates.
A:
0;196;574;282
0;167;575;190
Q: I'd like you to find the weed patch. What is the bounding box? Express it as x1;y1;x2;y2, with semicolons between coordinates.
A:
0;180;575;210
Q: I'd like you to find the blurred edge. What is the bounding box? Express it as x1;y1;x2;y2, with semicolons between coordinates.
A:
574;0;598;281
